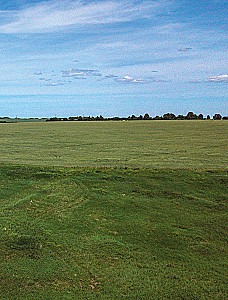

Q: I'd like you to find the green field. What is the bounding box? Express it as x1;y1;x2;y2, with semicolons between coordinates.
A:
0;121;227;299
0;120;227;168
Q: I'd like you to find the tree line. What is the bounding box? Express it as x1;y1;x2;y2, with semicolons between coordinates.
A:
46;112;227;122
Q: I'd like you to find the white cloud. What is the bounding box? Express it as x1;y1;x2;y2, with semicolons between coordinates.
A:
0;0;165;34
205;74;228;83
62;68;101;77
46;82;64;86
105;74;119;78
115;75;147;84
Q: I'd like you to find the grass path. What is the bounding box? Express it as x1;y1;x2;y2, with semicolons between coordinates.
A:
0;165;227;299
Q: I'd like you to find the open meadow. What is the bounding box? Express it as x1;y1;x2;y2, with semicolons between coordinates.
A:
0;121;227;299
0;120;227;169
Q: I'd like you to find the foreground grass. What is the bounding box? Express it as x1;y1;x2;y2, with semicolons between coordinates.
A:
0;120;227;169
0;165;227;299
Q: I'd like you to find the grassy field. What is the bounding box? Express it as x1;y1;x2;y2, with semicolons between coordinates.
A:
0;120;227;169
0;165;227;299
0;121;227;299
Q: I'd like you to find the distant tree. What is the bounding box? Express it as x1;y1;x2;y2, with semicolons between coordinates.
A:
162;113;176;120
44;112;223;122
213;114;222;120
49;117;60;121
71;116;78;121
186;112;198;120
143;113;150;120
176;114;185;120
130;114;137;120
94;115;103;121
153;116;162;120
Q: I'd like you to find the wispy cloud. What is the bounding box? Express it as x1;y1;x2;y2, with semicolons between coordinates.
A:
46;82;64;87
178;47;192;52
62;68;101;77
115;76;147;84
205;74;228;83
105;74;119;79
39;77;51;82
33;71;43;75
0;0;165;34
72;77;87;80
33;66;167;86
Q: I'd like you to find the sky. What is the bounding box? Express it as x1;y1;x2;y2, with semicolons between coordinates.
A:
0;0;227;117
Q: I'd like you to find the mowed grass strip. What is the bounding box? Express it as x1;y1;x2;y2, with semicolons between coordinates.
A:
0;165;227;299
0;120;227;168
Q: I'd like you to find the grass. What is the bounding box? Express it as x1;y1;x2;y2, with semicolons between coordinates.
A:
0;121;227;298
0;165;227;299
0;120;227;169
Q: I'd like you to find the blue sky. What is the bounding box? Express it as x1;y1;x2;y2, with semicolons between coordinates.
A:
0;0;227;117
